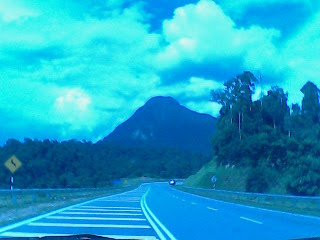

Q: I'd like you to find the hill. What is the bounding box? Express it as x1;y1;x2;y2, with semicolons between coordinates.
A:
190;72;320;196
0;96;216;188
102;96;217;154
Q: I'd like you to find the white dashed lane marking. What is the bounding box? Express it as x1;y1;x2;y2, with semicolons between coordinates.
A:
207;207;218;211
240;216;263;225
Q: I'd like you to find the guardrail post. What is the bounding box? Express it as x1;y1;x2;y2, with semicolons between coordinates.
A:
11;192;17;204
291;198;296;208
32;193;37;202
256;196;260;204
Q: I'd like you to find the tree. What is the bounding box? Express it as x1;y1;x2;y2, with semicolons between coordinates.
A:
261;86;289;129
301;82;320;124
211;71;258;140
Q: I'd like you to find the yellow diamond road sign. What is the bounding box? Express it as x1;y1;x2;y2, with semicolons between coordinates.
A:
4;155;22;174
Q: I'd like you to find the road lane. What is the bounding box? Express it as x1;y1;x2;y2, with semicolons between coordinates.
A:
145;183;320;240
1;182;320;240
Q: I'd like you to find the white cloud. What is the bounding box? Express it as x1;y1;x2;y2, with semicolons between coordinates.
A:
1;0;319;143
0;1;39;22
0;1;163;142
156;0;280;74
276;12;320;105
185;100;220;117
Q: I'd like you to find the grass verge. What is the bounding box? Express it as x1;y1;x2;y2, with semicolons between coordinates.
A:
175;186;320;217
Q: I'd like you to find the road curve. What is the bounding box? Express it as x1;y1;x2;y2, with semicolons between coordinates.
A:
1;183;320;240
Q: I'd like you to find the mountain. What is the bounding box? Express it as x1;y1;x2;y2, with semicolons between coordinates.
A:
102;96;217;154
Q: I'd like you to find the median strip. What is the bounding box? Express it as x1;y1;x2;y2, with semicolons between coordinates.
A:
141;188;177;240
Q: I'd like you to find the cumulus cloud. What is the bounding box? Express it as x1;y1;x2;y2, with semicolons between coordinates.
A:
0;0;39;22
0;0;162;143
53;88;93;129
1;0;320;143
155;0;281;82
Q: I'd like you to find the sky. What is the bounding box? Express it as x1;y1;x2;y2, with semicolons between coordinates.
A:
0;0;320;144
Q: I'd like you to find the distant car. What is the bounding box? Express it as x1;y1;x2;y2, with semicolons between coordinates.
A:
169;180;176;185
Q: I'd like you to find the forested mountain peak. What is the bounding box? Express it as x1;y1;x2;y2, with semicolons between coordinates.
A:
0;96;215;188
102;96;216;154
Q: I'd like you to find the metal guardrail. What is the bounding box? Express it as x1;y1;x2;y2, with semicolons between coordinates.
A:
0;185;134;205
182;186;320;209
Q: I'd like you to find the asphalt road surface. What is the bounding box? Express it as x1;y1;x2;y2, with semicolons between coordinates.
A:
1;183;320;240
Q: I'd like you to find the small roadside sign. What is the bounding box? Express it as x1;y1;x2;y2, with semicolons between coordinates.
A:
211;176;217;183
4;155;22;174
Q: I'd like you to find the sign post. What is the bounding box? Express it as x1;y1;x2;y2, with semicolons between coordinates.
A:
4;155;22;203
10;176;14;190
211;176;217;189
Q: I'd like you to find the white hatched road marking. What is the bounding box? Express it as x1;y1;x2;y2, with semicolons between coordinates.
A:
207;207;218;211
109;198;141;200
79;206;141;210
60;212;143;216
0;186;159;240
46;216;147;221
28;222;151;229
70;208;142;212
98;200;140;203
0;232;157;240
240;216;263;225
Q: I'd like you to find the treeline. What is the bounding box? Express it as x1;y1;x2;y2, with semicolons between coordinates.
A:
0;139;209;188
211;71;320;196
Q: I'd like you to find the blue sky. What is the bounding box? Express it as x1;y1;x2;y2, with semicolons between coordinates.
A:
0;0;320;144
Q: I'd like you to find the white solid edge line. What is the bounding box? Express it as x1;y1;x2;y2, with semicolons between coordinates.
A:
0;186;140;234
143;189;177;240
140;194;166;240
0;232;157;240
171;187;320;221
240;217;263;225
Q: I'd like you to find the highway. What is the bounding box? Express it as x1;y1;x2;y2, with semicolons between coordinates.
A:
1;183;320;239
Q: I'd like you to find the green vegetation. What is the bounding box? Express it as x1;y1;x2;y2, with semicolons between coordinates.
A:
176;186;320;217
0;140;209;188
184;160;249;191
188;71;320;196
